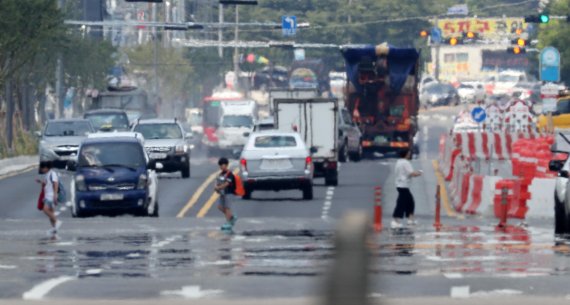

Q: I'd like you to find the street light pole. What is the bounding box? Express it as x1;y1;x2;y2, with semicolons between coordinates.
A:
233;5;240;90
218;3;224;58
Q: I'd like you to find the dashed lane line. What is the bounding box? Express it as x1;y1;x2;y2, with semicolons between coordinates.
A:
176;171;219;218
321;186;335;219
196;169;239;218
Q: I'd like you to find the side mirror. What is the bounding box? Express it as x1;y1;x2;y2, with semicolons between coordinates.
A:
66;160;77;172
310;146;318;154
549;160;565;172
185;132;194;140
243;132;250;138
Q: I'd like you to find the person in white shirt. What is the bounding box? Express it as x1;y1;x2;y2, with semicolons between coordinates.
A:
37;161;62;235
392;149;422;229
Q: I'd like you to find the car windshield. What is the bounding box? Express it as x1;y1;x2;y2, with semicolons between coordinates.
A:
221;115;253;128
254;136;297;148
78;142;145;168
44;121;92;137
498;74;520;82
558;99;570;114
85;113;129;130
134;123;182;139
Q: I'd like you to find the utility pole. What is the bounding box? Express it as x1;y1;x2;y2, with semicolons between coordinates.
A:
55;0;65;119
218;3;224;58
233;5;240;89
434;17;440;81
152;3;159;98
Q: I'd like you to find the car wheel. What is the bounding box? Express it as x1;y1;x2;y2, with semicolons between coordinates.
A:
339;140;348;163
302;184;314;200
181;162;190;179
349;144;363;162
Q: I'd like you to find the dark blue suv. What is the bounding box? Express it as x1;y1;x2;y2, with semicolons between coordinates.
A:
69;135;159;217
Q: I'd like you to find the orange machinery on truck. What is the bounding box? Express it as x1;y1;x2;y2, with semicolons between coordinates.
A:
341;44;420;156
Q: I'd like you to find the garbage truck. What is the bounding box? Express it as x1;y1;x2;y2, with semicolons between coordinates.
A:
341;43;420;157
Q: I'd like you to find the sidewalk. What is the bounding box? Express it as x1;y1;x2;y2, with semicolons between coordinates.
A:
0;155;38;179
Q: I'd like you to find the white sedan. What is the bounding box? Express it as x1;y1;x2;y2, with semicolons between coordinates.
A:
239;132;314;200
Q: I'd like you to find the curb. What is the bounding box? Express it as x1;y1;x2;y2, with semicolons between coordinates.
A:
0;164;38;181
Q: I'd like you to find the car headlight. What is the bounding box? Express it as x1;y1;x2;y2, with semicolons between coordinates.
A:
75;175;87;191
175;144;188;154
137;174;148;190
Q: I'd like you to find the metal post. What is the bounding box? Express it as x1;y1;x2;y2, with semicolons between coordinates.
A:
433;17;440;81
434;185;442;230
498;187;509;228
233;5;240;90
55;0;65;119
218;3;224;58
322;212;370;305
373;186;382;232
152;3;159;98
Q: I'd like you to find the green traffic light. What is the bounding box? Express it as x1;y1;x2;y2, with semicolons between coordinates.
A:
540;14;550;23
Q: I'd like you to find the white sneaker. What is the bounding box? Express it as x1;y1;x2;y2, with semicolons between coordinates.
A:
46;229;56;236
55;220;62;231
390;220;402;229
407;220;418;226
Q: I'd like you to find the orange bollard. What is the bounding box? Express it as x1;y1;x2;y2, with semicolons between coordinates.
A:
498;187;509;228
374;186;382;232
434;185;442;230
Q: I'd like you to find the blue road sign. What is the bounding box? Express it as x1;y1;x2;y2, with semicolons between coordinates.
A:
431;27;443;44
540;46;561;82
471;107;487;123
282;16;297;36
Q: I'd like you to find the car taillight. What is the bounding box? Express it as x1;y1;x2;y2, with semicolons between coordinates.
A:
305;156;312;169
240;158;247;171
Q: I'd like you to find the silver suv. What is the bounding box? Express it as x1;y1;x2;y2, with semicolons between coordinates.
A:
132;119;193;178
38;119;94;168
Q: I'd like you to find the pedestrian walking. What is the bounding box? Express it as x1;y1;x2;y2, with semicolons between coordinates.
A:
37;161;62;235
391;149;422;229
214;158;238;231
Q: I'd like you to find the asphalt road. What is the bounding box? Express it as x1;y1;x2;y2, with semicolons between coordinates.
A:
3;105;569;302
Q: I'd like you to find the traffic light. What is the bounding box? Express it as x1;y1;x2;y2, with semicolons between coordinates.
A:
507;46;526;54
524;14;549;23
465;31;476;39
446;37;462;46
511;38;528;47
419;30;428;38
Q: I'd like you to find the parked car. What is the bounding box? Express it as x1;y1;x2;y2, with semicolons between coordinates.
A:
68;133;160;217
84;109;130;132
457;82;486;104
132;119;192;178
37;119;94;168
338;108;362;162
420;83;459;107
548;132;570;235
239;132;314;200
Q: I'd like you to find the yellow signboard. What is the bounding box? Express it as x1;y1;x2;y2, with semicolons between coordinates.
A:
437;18;528;39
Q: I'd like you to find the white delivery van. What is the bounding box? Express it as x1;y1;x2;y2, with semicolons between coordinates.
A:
274;97;339;186
216;100;257;154
268;88;318;114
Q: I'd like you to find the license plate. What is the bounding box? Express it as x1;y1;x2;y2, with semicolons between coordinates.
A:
149;153;167;160
374;136;388;145
260;159;293;170
58;155;72;161
100;193;124;201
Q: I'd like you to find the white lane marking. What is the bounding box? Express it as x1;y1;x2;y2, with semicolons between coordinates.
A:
450;286;470;298
85;269;102;275
54;212;61;216
22;276;75;300
443;273;464;279
126;253;141;258
54;242;74;246
321;187;335;219
161;286;223;299
471;289;523;297
152;235;182;248
0;265;17;270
